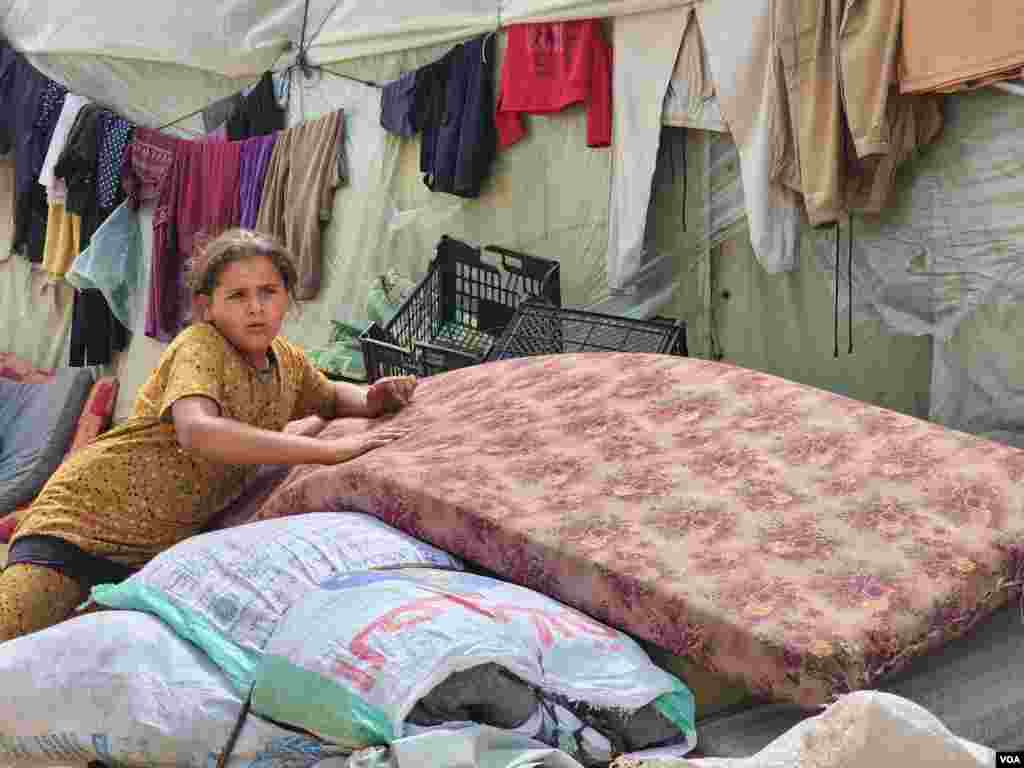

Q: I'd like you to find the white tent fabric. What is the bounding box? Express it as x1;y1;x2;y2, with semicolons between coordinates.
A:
799;87;1024;441
0;252;74;370
3;0;696;73
809;89;1024;344
1;0;688;129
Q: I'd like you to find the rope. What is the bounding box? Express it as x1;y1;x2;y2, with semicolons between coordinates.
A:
298;0;312;60
305;0;347;56
847;213;853;354
156;39;290;133
833;222;840;359
319;65;381;90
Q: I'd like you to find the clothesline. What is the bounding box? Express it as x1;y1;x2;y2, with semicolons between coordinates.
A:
156;77;264;132
4;14;612;369
156;64;380;135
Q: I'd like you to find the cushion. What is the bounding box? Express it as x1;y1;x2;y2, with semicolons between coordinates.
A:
0;368;95;514
243;354;1024;708
64;376;119;456
0;377;119;543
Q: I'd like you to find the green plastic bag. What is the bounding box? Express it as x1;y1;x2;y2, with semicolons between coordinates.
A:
366;269;415;326
309;321;367;381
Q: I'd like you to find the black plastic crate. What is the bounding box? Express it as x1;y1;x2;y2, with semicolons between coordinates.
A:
360;236;561;382
485;299;688;361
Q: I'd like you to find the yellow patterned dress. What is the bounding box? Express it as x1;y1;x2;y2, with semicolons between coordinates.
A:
0;322;336;641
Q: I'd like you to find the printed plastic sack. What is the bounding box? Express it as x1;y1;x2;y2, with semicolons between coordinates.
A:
0;611;340;768
250;569;696;761
90;512;464;693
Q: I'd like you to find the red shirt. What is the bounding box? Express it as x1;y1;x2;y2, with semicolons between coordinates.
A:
496;20;612;149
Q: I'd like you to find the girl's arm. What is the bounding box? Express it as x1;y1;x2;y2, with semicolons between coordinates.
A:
172;396;405;466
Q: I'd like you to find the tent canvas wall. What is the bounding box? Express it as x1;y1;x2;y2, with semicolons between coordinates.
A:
0;1;1020;442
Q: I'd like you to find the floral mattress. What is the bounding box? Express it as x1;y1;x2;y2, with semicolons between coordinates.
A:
229;354;1024;707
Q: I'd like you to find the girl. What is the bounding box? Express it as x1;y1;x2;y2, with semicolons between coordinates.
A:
0;228;416;642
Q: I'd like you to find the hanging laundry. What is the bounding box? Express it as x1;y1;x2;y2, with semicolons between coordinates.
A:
773;0;943;227
54;104;106;250
495;20;612;150
202;91;244;134
0;44;48;262
380;71;418;138
41;128;85;278
69;288;129;367
696;0;801;273
256;110;343;300
67;200;143;331
606;5;692;290
40;202;81;282
662;7;727;133
843;95;942;217
174;139;242;258
238;133;278;229
120;125;181;341
901;1;1024;94
418;35;497;198
120;126;177;209
226;72;285;141
146;137;242;340
39;93;91;203
96;115;134;212
415;49;453;182
19;79;69;263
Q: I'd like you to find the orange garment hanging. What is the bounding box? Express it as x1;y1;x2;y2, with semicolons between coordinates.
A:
900;1;1024;93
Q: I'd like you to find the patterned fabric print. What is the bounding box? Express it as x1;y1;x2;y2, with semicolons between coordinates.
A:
97;116;134;210
121;128;176;209
243;354;1024;707
0;563;87;642
33;81;68;175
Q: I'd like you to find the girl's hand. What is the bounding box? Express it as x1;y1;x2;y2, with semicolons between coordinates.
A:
283;415;327;437
325;426;410;464
366;375;417;416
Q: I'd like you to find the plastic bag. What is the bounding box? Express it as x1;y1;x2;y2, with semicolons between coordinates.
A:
366;270;416;326
0;611;339;768
251;569;696;760
609;691;993;768
309;321;367;381
90;513;464;693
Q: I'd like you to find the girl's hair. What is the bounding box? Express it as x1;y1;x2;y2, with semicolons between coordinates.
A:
186;229;300;303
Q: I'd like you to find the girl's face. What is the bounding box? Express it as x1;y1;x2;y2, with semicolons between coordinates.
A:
200;254;290;367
